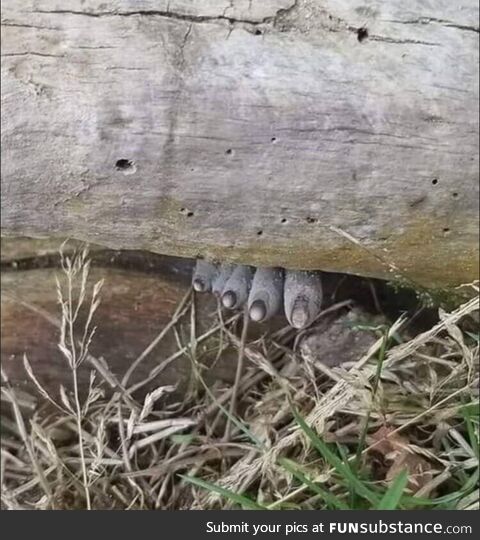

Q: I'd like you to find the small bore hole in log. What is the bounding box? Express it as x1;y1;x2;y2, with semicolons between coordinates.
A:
225;149;234;156
432;178;438;185
357;27;369;42
281;218;288;224
443;227;451;234
115;159;136;174
257;230;263;236
452;192;459;198
180;208;194;217
271;137;277;143
255;29;262;36
306;217;317;224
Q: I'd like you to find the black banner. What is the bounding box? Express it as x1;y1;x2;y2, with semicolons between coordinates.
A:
1;510;478;539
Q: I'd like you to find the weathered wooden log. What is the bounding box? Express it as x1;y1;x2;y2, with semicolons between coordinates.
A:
1;0;479;289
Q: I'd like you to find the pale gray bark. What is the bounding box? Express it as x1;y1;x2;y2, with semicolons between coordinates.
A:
1;0;479;288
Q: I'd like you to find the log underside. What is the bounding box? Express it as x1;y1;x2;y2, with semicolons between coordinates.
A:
1;0;479;289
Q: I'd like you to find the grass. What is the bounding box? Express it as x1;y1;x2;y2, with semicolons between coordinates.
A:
1;245;478;510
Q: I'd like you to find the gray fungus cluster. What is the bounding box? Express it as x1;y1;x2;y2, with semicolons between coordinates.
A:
192;261;323;329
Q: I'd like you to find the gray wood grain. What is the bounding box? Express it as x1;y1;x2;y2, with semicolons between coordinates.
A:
1;0;478;288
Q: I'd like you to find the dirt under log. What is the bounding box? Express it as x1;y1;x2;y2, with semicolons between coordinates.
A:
1;263;240;400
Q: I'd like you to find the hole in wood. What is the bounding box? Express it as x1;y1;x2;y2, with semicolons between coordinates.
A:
281;218;288;224
256;230;263;236
306;217;317;224
432;178;438;185
452;192;459;198
180;207;194;217
271;137;277;143
357;27;369;42
225;149;234;156
115;159;136;174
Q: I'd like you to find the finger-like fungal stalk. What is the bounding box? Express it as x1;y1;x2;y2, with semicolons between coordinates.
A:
192;260;218;292
247;267;284;322
211;264;235;297
221;265;255;309
284;270;323;329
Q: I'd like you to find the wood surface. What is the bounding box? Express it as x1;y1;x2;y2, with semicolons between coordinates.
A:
1;0;479;288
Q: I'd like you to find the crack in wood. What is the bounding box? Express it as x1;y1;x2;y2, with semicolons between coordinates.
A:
29;1;298;31
385;17;479;34
1;51;65;58
369;35;439;46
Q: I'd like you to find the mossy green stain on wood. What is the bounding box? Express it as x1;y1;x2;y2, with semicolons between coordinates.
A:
146;214;477;292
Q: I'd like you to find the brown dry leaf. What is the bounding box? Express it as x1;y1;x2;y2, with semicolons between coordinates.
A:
368;426;435;495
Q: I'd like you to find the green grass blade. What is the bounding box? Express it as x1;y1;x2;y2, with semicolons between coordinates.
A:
179;474;265;510
377;469;409;510
291;405;379;506
354;330;389;470
461;402;479;460
465;331;479;344
350;330;389;508
279;458;350;510
459;401;480;423
402;469;480;508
